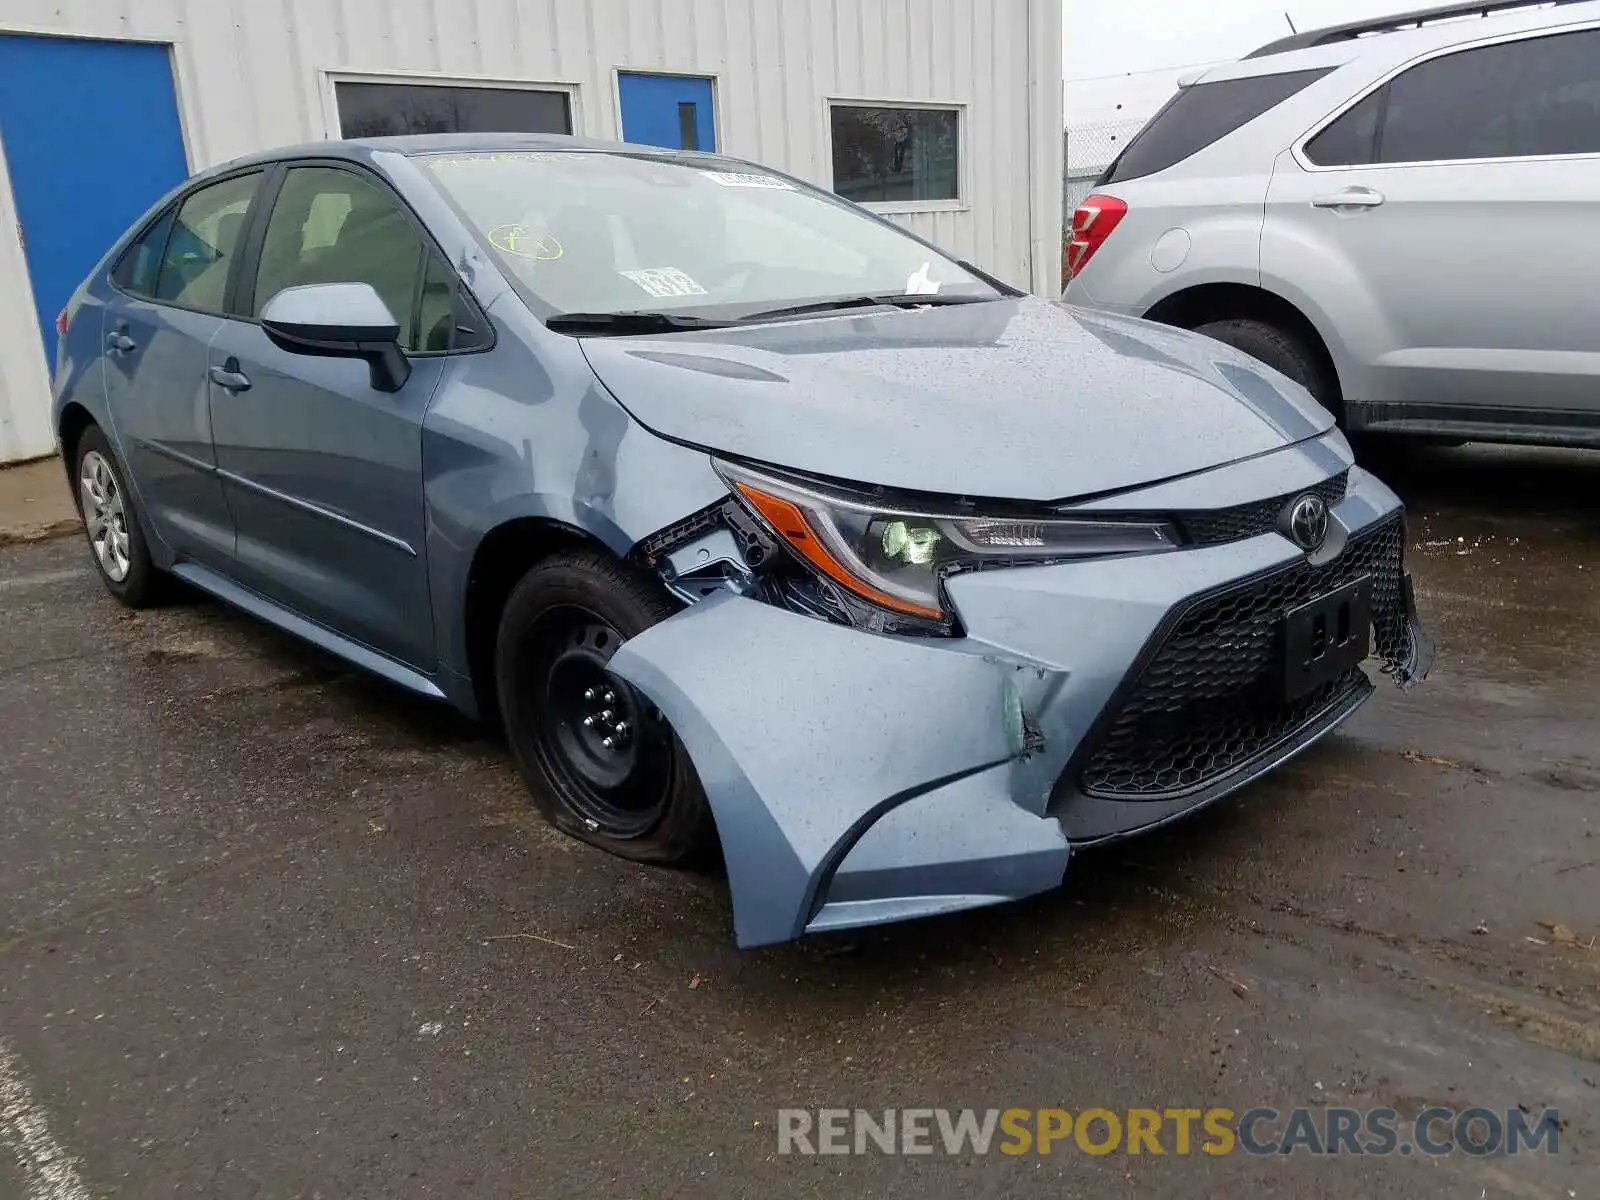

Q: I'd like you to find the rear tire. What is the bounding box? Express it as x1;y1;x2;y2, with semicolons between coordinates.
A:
73;425;164;608
494;549;715;865
1194;318;1344;424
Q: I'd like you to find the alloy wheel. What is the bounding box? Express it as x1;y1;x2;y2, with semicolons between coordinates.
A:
79;450;131;583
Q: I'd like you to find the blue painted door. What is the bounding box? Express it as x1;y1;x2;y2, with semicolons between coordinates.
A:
0;35;188;365
618;74;716;151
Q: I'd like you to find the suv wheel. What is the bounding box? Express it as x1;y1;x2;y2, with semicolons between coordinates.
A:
1194;318;1343;424
495;549;716;865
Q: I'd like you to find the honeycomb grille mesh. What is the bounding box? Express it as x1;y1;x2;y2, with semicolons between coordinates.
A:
1179;471;1350;547
1077;515;1408;801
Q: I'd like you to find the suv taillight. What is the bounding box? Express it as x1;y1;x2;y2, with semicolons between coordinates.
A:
1066;194;1128;279
55;308;69;338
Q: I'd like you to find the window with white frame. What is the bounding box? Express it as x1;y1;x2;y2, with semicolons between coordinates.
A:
335;80;572;138
829;102;960;205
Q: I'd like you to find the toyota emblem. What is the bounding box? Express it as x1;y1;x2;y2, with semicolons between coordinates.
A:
1287;494;1330;551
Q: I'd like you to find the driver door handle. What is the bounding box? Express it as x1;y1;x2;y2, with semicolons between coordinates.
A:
208;357;252;393
106;330;137;353
1312;187;1385;209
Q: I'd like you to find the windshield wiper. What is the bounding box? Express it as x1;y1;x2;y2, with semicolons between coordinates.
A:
546;311;738;335
734;292;997;324
548;292;997;335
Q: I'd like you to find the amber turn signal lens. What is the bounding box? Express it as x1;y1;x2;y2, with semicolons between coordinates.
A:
734;482;945;619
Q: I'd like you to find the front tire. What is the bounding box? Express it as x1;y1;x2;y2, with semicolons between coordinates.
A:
1194;318;1343;424
494;549;715;865
73;425;163;607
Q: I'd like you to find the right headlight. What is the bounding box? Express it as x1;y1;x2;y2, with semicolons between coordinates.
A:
716;461;1180;629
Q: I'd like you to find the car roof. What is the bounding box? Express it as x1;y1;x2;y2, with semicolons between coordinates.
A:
189;132;733;185
1247;0;1597;57
1205;0;1600;79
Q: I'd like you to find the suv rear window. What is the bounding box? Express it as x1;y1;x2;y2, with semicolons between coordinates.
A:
1100;68;1333;184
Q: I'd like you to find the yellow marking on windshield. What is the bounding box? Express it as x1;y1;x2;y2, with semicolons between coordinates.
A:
487;224;563;261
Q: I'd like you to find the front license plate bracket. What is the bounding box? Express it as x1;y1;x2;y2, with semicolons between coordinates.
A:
1280;576;1372;700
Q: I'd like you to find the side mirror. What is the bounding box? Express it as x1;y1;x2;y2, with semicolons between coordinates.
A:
259;282;411;393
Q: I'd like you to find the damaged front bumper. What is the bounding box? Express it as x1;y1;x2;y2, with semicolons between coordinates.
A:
610;466;1431;948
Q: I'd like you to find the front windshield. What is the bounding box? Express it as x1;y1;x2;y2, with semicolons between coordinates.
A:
417;150;1000;319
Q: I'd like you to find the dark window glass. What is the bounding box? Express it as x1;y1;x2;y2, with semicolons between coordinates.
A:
112;208;176;297
335;81;572;138
1102;68;1332;184
678;102;700;151
1378;29;1600;163
830;105;959;203
253;166;441;352
154;172;261;313
1304;90;1385;166
414;250;483;352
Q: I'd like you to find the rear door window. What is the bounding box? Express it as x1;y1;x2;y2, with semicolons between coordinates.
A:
1101;68;1332;184
154;172;262;314
1377;28;1600;163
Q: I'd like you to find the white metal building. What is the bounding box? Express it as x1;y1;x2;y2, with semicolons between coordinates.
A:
0;0;1063;465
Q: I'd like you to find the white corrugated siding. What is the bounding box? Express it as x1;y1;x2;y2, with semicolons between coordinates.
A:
0;0;1060;462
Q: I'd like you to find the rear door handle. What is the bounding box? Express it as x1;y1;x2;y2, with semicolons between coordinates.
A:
1312;188;1385;209
106;331;137;353
208;357;252;393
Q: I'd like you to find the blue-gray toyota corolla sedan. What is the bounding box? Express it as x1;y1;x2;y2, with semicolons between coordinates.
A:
52;134;1431;948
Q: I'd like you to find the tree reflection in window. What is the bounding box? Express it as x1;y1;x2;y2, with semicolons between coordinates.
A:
830;105;959;204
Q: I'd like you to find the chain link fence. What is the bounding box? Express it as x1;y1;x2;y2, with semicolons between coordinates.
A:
1064;118;1147;213
1061;117;1149;287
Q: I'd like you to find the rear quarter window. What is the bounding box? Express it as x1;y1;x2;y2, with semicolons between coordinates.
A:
111;209;176;297
1101;68;1333;184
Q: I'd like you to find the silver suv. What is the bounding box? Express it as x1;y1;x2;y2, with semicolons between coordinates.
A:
1064;0;1600;449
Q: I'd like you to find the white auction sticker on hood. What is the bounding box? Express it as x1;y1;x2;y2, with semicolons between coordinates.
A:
621;268;709;299
700;170;795;190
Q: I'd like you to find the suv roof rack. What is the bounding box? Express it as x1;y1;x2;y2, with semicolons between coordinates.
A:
1245;0;1585;57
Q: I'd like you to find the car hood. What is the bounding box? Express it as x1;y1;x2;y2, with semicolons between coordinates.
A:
578;297;1334;502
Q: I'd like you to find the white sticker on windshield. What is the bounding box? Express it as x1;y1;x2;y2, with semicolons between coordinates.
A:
905;262;942;295
700;170;795;190
621;267;709;299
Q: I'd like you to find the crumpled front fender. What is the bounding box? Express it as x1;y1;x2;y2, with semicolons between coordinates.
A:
608;593;1068;947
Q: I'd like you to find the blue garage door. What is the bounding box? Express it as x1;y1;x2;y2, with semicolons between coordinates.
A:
0;35;188;365
618;73;716;152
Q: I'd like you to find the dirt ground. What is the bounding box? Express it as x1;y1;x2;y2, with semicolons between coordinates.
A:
0;444;1595;1198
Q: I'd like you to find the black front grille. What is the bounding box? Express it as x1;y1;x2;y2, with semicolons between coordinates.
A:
1075;514;1408;801
1179;471;1349;547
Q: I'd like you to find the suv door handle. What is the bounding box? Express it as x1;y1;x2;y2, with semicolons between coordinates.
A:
106;331;137;353
208;358;252;393
1312;188;1385;209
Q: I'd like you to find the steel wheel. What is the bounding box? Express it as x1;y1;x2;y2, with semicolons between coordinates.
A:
496;549;716;864
79;449;132;583
526;605;675;839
